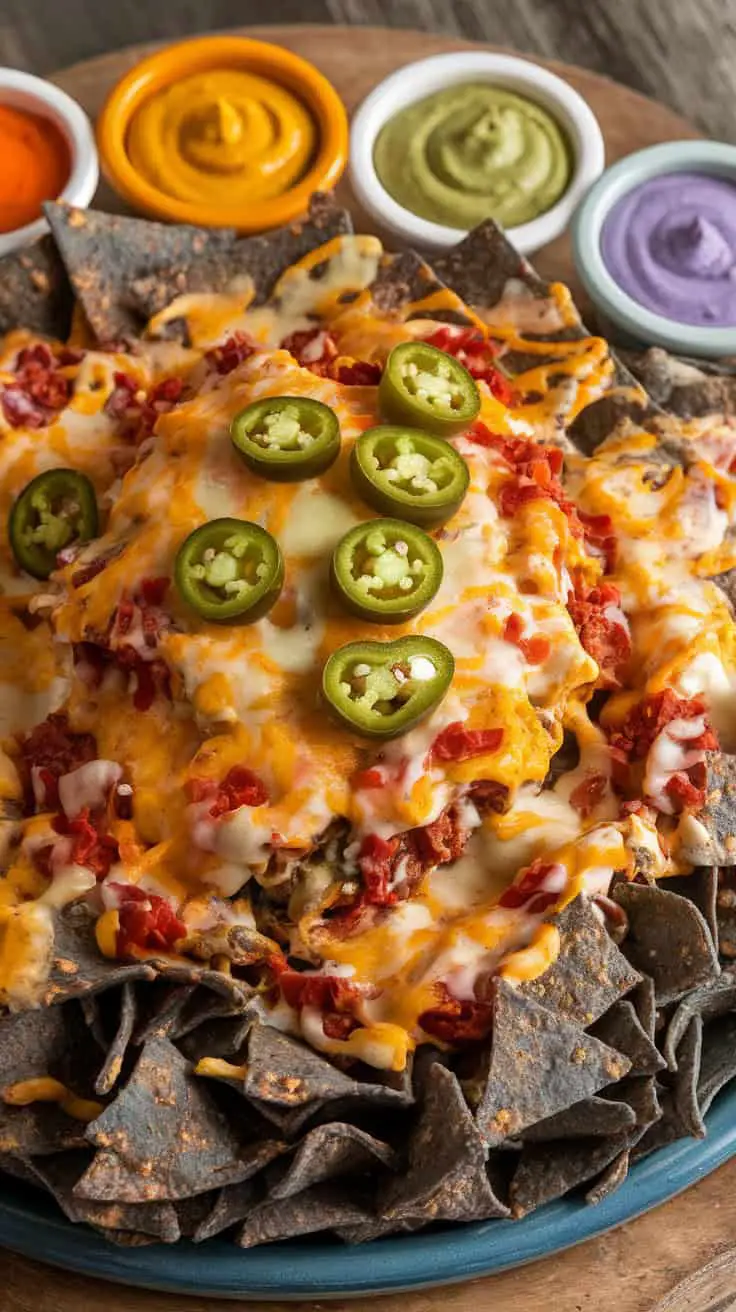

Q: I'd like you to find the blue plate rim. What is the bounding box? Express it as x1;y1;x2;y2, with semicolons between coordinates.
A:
0;1085;735;1299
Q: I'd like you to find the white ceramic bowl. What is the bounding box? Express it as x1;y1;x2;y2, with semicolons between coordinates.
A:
0;68;98;258
349;51;605;256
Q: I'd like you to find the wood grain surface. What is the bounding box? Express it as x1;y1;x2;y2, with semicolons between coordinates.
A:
0;18;732;1312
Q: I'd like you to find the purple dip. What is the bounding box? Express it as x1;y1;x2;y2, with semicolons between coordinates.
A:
601;172;736;327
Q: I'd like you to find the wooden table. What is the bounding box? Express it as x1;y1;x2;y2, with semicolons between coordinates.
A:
2;14;736;1312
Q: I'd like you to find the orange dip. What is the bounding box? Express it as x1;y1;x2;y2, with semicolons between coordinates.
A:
0;105;71;233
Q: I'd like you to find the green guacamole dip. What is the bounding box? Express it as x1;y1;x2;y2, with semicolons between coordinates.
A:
373;83;572;230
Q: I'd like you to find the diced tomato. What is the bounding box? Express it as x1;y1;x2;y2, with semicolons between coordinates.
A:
110;883;186;957
105;372;184;443
205;332;257;375
569;770;608;817
665;767;708;810
502;613;551;664
333;360;382;385
282;328;338;372
279;971;358;1012
1;343;72;428
430;722;504;764
357;833;399;906
468;779;509;813
186;765;269;817
408;806;468;866
566;577;631;688
19;713;97;810
52;807;119;878
577;510;617;573
419;984;493;1044
610;689;717;762
498;858;560;913
422;327;515;404
351;767;385;790
139;576;169;608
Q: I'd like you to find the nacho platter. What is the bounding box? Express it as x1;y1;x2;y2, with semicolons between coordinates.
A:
2;185;736;1296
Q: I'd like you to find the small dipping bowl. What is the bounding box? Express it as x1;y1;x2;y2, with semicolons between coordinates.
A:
0;68;98;258
349;51;605;256
97;36;349;233
572;140;736;357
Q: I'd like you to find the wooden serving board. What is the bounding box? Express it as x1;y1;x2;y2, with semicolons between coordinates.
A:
3;24;729;1312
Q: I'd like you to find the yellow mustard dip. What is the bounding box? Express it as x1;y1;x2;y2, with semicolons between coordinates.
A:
373;83;572;230
127;70;317;206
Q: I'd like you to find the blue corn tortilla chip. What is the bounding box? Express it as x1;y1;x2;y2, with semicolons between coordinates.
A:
520;1095;636;1144
677;752;736;866
24;1149;181;1241
94;981;137;1096
0;236;72;339
42;903;157;1005
662;970;736;1069
0;1004;101;1156
715;869;736;958
128;193;353;330
697;1012;736;1118
474;979;630;1147
666;867;719;948
77;1036;257;1202
43;202;237;344
613;880;720;1004
672;1015;705;1140
193;1179;261;1242
590;999;666;1077
509;1130;636;1218
584;1148;631;1206
270;1122;398;1201
377;1061;508;1227
519;895;641;1026
238;1181;374;1248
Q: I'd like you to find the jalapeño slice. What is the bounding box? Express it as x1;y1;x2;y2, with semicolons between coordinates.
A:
323;636;454;739
351;425;469;526
231;396;340;481
379;341;480;437
175;518;283;624
9;468;99;580
331;518;443;623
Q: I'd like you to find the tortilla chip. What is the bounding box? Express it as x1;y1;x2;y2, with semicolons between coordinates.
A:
711;567;736;613
584;1149;631;1206
270;1122;398;1201
24;1149;181;1240
131;982;198;1045
193;1179;261;1242
613;881;720;1003
630;975;658;1041
474;979;630;1147
567;365;656;456
590;999;666;1077
238;1181;373;1248
672;1015;705;1140
677;752;736;866
378;1061;508;1227
94;981;137;1096
370;250;469;321
175;1190;220;1237
600;1075;662;1143
663;971;736;1069
0;236;73;339
43;203;238;343
129;193;353;327
42;903;156;1006
433;220;548;313
78;1036;252;1202
519;894;641;1026
631;1089;687;1160
666;867;719;949
697;1013;736;1118
509;1131;634;1218
0;1005;100;1156
521;1095;636;1143
620;346;736;418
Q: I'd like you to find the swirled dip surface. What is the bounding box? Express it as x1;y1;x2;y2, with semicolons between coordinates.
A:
127;70;317;206
601;172;736;327
373;83;572;230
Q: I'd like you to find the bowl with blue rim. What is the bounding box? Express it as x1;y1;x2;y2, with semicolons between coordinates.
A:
572;140;736;357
